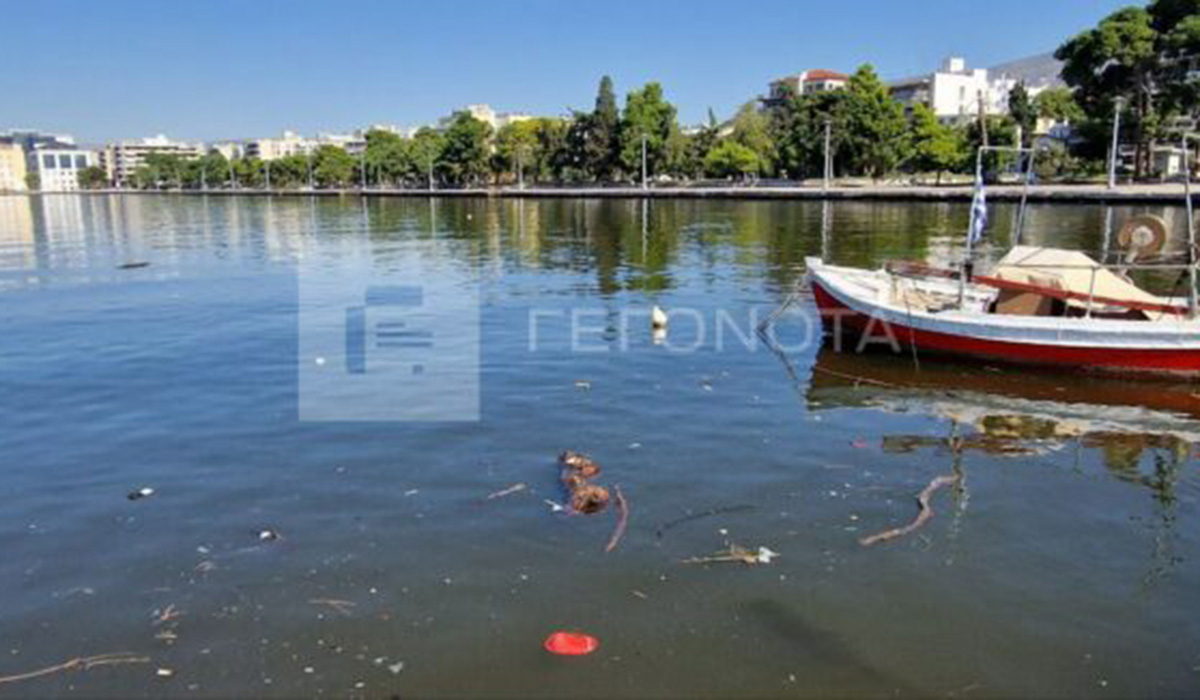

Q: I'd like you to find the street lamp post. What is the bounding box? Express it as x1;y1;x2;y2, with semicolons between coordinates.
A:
641;133;648;191
823;119;833;190
265;160;271;192
360;152;367;191
1108;98;1124;190
307;150;314;191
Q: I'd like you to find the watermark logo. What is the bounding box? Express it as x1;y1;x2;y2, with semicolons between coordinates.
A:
299;244;480;422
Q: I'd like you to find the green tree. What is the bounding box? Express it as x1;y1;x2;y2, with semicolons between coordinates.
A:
271;154;310;188
25;171;39;191
680;108;721;179
439;112;492;187
1056;6;1160;176
1008;81;1038;146
77;165;108;189
493;119;542;183
364;129;408;187
771;88;847;180
408;127;445;188
841;65;910;178
619;82;680;182
585;76;621;180
1034;87;1085;124
729;102;775;175
311;146;354;188
195;151;231;188
704;140;762;179
909;103;965;183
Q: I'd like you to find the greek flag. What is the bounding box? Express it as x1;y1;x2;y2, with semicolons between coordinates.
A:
967;173;988;247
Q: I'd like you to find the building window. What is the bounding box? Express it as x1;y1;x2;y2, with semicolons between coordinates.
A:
75;154;87;169
59;154;73;169
44;154;56;169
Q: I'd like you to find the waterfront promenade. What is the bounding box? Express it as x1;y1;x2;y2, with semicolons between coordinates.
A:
14;182;1197;204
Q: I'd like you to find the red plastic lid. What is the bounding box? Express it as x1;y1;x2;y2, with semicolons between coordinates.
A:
544;631;599;656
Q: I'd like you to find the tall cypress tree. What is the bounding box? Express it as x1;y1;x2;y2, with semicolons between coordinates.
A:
586;76;621;180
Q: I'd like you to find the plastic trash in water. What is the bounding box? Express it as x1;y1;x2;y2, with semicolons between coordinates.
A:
544;631;599;656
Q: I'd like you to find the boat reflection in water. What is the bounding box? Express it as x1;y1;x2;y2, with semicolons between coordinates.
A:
803;344;1192;582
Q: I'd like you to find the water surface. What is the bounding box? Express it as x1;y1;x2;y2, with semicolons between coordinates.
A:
0;194;1197;697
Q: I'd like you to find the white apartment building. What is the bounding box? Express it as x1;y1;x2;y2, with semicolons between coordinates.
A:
0;143;27;192
437;105;534;131
244;131;312;160
99;135;204;186
889;56;1058;126
31;148;95;192
209;140;244;161
244;130;368;160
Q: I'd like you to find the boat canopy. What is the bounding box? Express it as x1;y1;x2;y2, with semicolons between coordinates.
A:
989;246;1173;310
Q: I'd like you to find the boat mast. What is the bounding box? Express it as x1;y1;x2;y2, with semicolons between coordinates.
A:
1185;133;1198;318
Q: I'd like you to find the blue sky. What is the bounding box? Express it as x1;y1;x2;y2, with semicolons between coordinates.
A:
1;0;1132;144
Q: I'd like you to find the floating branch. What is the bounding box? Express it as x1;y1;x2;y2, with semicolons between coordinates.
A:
0;653;150;687
605;485;630;553
860;474;960;547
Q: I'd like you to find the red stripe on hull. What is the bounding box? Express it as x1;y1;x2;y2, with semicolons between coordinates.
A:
811;280;1200;374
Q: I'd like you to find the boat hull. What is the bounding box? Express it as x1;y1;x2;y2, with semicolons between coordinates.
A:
810;278;1200;376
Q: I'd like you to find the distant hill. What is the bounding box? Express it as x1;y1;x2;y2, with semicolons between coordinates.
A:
987;52;1064;88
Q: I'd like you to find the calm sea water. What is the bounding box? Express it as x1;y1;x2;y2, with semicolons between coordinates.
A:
0;194;1197;698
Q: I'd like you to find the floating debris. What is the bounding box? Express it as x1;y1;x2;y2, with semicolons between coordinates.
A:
156;668;175;679
574;380;592;391
604;485;630;553
543;499;566;513
117;261;151;270
309;599;356;616
559;451;609;514
859;474;960;547
544;631;599;656
127;487;155;501
0;653;150;687
682;544;780;566
258;529;281;542
651;305;669;330
387;661;404;675
485;483;527;500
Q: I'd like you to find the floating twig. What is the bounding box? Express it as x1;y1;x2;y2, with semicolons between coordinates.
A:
681;544;779;566
485;483;527;500
605;485;630;553
309;598;356;616
0;653;150;686
859;474;961;547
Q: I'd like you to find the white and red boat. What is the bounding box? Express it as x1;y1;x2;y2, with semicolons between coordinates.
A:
805;146;1200;377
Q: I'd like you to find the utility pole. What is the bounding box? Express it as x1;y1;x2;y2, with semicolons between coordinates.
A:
307;150;314;191
360;151;367;191
229;159;236;190
641;133;648;191
1108;97;1123;190
517;147;524;190
201;162;207;192
823;119;833;190
977;90;989;149
428;154;435;192
265;160;271;191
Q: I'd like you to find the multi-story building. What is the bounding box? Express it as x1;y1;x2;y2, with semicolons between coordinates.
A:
762;69;850;108
243;131;313;160
437;105;534;131
31;147;95;192
98;135;204;187
0;143;28;192
209;140;244;161
888;55;1062;125
0;129;75;152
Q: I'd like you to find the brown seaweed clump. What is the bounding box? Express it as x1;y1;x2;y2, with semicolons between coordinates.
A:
559;450;610;514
